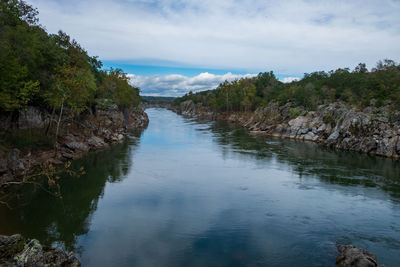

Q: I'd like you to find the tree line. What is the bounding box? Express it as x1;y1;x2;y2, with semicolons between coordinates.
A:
174;60;400;112
0;0;141;127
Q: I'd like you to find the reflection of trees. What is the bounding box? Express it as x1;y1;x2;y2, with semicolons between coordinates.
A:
209;120;400;199
0;130;144;251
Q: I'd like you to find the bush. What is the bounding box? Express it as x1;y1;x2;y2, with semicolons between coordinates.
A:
290;107;301;118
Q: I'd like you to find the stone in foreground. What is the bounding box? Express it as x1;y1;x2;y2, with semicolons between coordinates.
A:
0;234;80;267
336;245;383;267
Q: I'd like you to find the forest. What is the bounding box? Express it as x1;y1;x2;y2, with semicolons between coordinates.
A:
0;0;141;126
174;60;400;112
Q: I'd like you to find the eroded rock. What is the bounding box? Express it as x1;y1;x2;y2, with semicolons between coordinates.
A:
0;234;80;267
176;101;400;158
336;245;383;267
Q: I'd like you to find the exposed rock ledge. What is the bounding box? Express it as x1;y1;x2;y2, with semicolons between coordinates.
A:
0;104;149;182
336;245;383;267
0;234;80;267
175;100;400;159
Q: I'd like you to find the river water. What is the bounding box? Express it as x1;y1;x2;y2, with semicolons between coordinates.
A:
1;108;400;266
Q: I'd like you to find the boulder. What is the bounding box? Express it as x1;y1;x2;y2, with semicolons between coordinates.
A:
0;234;80;267
336;245;382;267
64;141;89;152
87;136;107;149
327;131;340;142
0;234;25;261
180;100;196;116
14;239;44;267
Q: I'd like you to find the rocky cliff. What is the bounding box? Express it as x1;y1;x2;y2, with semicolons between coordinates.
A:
176;100;400;158
0;104;149;181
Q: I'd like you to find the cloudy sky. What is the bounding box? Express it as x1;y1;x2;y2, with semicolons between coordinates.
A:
29;0;400;96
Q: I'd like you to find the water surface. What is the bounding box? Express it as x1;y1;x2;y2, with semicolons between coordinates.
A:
1;108;400;266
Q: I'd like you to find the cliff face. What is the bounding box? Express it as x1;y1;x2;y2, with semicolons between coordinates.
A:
0;105;149;181
176;100;400;158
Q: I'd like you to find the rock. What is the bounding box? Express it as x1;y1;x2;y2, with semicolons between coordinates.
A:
61;151;76;160
288;116;309;128
304;131;318;141
18;106;49;129
336;245;383;267
363;139;377;153
0;104;149;180
172;100;400;159
0;235;80;267
43;249;80;267
327;131;340;142
180;100;196;116
376;138;391;157
64;141;89;152
14;239;44;267
396;138;400;154
0;234;25;261
87;136;107;149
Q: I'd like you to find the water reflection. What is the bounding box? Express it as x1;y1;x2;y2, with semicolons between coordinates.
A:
1;109;399;267
208;120;400;201
0;130;143;251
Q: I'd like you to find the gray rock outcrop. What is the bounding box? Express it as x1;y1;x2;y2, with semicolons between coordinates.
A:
176;100;400;158
336;245;383;267
0;104;149;181
0;234;80;267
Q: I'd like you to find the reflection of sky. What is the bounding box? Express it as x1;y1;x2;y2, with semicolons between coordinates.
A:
76;109;400;267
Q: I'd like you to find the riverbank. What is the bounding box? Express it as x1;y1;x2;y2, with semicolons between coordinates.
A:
173;100;400;159
0;234;80;266
0;104;149;183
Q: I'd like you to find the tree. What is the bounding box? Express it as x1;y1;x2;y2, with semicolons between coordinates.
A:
0;0;41;113
98;68;141;109
353;63;368;73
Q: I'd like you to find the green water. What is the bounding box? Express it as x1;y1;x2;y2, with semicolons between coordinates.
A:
1;108;400;266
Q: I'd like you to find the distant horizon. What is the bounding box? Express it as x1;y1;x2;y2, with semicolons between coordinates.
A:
103;60;304;97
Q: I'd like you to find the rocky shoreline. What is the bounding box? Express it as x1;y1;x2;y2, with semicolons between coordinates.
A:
0;104;149;183
0;234;80;266
336;245;383;267
1;234;383;267
173;100;400;159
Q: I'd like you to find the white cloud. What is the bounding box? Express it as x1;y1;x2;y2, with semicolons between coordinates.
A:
281;77;301;83
28;0;400;74
128;72;256;96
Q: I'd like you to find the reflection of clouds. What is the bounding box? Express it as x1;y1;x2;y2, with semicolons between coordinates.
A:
78;109;400;266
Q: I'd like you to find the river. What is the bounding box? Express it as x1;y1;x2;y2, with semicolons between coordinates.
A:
1;108;400;266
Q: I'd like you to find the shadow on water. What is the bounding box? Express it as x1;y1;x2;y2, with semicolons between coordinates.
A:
0;129;144;251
